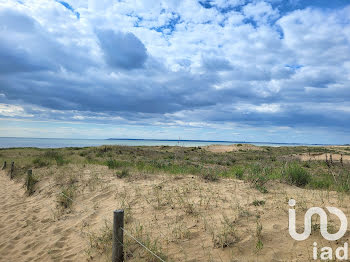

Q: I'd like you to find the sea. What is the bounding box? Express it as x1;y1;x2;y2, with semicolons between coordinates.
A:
0;137;328;149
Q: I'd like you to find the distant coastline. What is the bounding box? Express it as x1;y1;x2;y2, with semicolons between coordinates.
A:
0;137;338;149
107;138;329;146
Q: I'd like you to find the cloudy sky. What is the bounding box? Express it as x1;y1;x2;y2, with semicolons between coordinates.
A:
0;0;349;144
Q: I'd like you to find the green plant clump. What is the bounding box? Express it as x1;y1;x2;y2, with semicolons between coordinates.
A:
116;168;130;178
25;170;38;195
284;163;310;187
58;186;75;209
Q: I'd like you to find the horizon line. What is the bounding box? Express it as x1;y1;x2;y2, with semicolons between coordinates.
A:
0;136;337;146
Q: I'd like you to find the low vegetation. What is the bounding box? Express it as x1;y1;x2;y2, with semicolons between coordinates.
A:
25;170;38;195
1;144;349;193
116;168;130;179
213;215;239;248
1;144;350;261
284;163;311;187
57;185;76;209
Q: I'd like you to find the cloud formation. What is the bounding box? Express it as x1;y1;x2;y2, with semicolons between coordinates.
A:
0;0;349;143
96;29;148;69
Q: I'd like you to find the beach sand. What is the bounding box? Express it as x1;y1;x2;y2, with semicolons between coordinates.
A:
1;162;350;261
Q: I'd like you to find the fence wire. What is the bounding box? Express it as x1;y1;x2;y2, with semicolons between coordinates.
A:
8;167;165;262
121;227;166;262
59;191;166;262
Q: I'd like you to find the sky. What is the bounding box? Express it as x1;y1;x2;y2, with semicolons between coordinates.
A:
0;0;350;144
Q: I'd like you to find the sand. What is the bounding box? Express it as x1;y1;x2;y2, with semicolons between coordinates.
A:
1;165;350;261
205;144;265;153
296;153;350;162
0;171;86;262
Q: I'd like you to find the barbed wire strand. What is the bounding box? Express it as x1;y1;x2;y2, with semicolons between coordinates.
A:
121;227;166;262
61;192;74;202
58;186;165;262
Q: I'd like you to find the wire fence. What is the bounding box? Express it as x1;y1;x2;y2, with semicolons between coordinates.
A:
59;186;167;262
121;227;166;262
1;163;166;262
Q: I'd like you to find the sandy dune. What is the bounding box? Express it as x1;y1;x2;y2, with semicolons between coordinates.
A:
1;164;350;261
205;144;265;153
0;171;87;262
296;153;350;162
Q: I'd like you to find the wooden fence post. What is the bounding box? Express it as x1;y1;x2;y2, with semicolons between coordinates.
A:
26;169;33;190
341;154;343;166
112;210;124;262
9;161;14;179
1;161;6;170
326;154;330;168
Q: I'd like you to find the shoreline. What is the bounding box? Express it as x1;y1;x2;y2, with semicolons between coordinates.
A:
0;137;341;149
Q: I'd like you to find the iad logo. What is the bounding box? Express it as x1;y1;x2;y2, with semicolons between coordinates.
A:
288;199;348;260
288;199;347;241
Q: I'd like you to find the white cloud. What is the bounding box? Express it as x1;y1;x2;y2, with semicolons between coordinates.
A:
235;103;281;113
0;104;34;117
0;0;350;143
243;1;279;24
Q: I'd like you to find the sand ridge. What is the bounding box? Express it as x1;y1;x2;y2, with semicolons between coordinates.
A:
0;171;87;262
1;164;350;261
204;144;266;153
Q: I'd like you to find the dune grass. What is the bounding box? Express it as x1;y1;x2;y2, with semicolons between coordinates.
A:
0;144;349;193
1;144;350;261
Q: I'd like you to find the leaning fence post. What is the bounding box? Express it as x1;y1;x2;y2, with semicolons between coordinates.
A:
325;154;330;167
341;154;343;166
26;169;33;190
9;161;14;179
1;161;6;170
112;209;124;262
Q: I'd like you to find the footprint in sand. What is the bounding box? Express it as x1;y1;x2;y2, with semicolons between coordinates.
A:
54;240;65;249
24;242;36;250
21;250;30;256
53;227;63;234
5;243;15;250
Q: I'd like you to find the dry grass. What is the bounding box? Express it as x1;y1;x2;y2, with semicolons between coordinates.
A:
1;145;350;261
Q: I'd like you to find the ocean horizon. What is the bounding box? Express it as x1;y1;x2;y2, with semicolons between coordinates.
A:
0;137;333;149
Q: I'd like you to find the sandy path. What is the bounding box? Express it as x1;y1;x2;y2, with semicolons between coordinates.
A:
205;144;265;153
0;171;86;262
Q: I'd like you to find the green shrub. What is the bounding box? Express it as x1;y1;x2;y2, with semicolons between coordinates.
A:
247;164;268;193
79;151;88;157
44;150;60;159
254;179;268;193
284;164;310;187
337;183;350;193
303;161;311;168
106;159;129;169
309;173;332;190
33;151;68;167
252;200;265;206
32;157;50;167
203;170;219;182
55;155;66;166
58;186;75;209
335;171;350;192
116;168;130;178
310;179;331;190
234;167;244;180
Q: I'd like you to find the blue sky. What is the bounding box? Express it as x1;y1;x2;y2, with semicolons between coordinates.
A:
0;0;350;144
